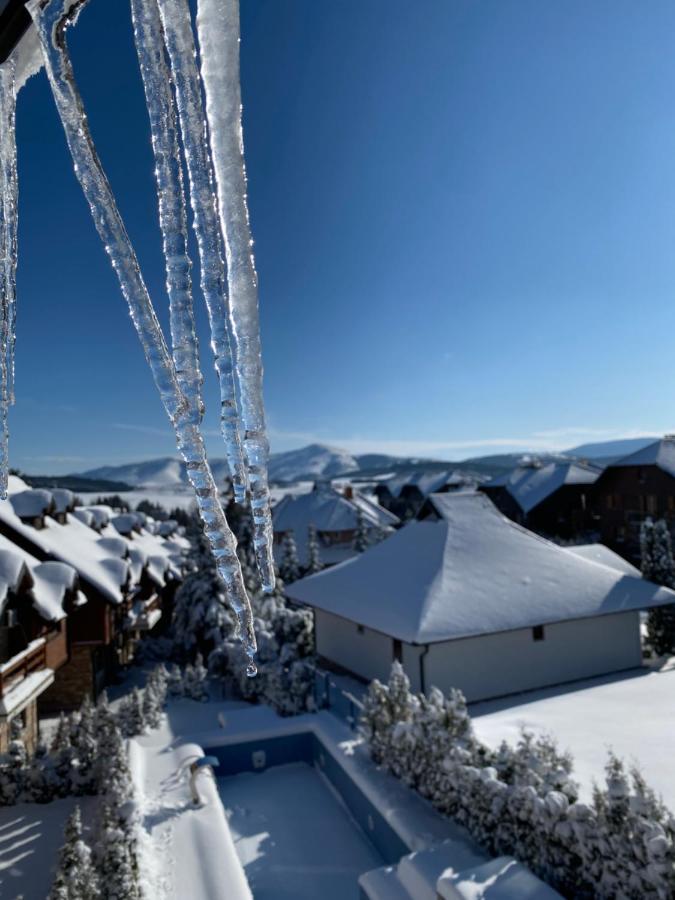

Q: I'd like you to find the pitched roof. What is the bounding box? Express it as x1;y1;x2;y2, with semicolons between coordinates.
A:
273;484;398;534
608;438;675;478
382;469;461;499
483;461;600;513
565;543;640;576
0;533;78;621
0;500;130;604
287;492;674;644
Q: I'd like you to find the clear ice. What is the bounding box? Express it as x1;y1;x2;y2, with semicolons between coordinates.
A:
196;0;275;592
28;0;258;671
149;0;248;505
0;58;17;500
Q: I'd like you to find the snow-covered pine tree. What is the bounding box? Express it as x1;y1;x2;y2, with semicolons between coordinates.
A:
72;697;98;795
142;664;168;729
183;654;209;701
641;518;675;655
167;663;184;698
353;508;369;552
95;803;141;900
118;687;145;738
0;739;26;805
360;678;393;765
305;524;323;575
48;806;99;900
172;528;236;661
51;713;77;797
24;741;60;803
279;531;301;584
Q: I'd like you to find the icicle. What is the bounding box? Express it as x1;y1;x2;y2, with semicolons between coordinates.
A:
153;0;247;505
129;0;203;422
28;0;257;673
195;0;275;592
0;58;17;500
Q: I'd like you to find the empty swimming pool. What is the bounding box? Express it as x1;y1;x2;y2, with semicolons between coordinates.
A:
218;761;383;899
206;731;410;899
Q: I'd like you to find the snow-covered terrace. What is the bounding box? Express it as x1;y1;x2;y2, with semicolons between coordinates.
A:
472;664;675;810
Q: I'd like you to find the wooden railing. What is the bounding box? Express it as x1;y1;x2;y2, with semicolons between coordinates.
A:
0;639;47;698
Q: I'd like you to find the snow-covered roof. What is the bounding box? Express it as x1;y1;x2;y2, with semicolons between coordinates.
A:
82;505;113;529
10;489;53;519
111;513;141;536
0;500;130;604
608;437;675;478
287;492;675;644
483;461;600;513
382;469;459;499
0;533;78;621
31;562;78;621
565;544;640;576
72;508;94;527
273;484;398;534
50;489;75;514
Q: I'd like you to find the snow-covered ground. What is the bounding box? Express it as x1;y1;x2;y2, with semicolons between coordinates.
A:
0;796;98;900
471;665;675;807
220;761;383;899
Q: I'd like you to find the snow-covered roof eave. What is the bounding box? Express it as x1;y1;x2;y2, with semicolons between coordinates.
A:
287;493;675;644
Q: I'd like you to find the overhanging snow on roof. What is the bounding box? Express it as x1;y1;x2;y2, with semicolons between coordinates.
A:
483;461;600;514
287;492;675;644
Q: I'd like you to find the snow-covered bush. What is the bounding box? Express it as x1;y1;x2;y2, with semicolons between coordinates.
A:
118;687;146;738
360;663;675;899
641;518;675;656
143;663;168;728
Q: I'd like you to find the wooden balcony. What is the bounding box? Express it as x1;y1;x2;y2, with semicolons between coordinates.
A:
0;638;47;698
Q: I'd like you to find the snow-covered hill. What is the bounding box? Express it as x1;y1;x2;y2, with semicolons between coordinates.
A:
267;443;358;482
78;444;362;487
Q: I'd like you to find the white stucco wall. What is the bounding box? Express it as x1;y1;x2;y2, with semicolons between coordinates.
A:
314;609;642;702
314;609;394;684
423;611;642;702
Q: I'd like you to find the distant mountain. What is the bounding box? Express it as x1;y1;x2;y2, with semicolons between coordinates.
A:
76;444;363;488
72;438;649;491
267;444;358;482
564;437;656;464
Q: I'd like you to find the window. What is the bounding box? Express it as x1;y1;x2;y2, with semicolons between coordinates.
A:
647;495;658;515
393;638;403;662
356;624;364;635
532;625;545;642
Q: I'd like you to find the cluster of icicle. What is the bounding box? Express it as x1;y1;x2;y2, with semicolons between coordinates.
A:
1;0;278;673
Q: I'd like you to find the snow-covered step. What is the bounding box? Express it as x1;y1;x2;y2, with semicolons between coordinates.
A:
359;863;414;900
397;839;487;900
437;856;562;899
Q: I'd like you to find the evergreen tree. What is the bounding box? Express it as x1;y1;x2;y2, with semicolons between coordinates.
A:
72;698;98;794
48;806;99;900
119;687;145;737
0;740;26;805
641;518;675;655
305;525;323;575
279;531;301;584
353;508;369;552
172;529;235;660
95;803;141;900
51;714;76;797
143;664;168;728
24;741;59;803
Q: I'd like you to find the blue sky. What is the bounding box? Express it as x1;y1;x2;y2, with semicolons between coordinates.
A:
10;0;675;473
